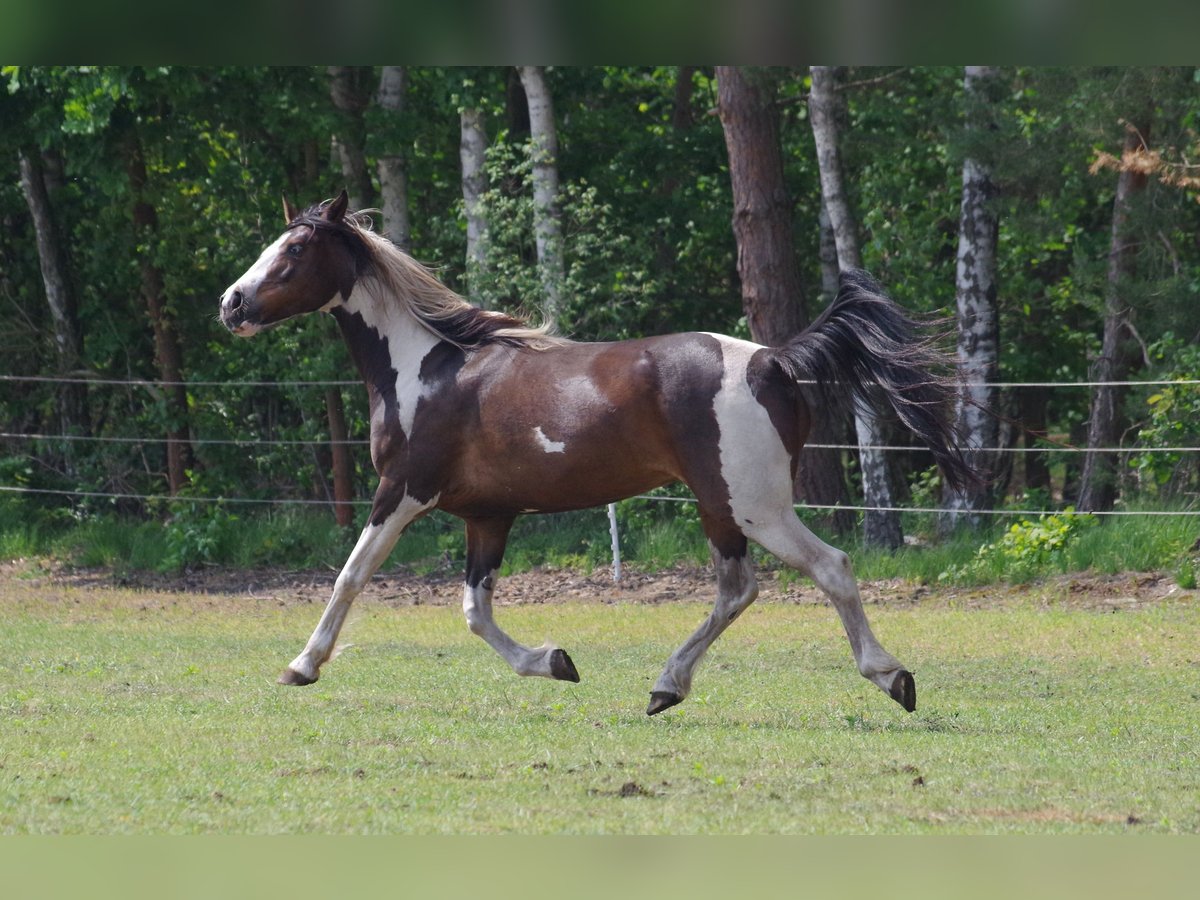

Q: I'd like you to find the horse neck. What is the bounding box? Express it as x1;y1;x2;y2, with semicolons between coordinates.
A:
332;281;441;409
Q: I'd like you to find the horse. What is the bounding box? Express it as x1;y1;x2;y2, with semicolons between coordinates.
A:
219;190;972;716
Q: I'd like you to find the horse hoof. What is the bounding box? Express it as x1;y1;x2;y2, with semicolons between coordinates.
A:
889;669;916;712
278;667;317;686
646;691;683;716
550;649;580;683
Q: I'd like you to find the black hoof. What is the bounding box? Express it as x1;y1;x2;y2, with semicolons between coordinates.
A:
278;667;317;686
549;649;580;683
646;691;683;716
889;669;916;712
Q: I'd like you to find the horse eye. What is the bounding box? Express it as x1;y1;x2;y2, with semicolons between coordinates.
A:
287;244;303;257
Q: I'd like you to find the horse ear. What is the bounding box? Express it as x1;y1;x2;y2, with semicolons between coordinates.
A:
324;189;349;223
282;196;300;224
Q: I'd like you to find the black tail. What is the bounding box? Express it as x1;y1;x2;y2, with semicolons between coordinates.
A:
772;268;977;492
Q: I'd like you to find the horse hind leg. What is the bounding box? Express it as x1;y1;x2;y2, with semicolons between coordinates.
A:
648;521;758;715
746;512;916;712
461;517;579;683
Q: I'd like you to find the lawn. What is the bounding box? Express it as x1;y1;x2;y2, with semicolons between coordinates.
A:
2;573;1198;833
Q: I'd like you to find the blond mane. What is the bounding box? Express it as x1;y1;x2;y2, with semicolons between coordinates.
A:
342;213;567;351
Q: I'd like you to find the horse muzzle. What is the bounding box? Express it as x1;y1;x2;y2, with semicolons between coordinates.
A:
219;287;262;337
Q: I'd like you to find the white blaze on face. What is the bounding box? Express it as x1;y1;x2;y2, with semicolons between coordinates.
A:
534;426;566;454
229;231;290;300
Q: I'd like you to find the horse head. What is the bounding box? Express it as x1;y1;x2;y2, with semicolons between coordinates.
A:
219;190;362;337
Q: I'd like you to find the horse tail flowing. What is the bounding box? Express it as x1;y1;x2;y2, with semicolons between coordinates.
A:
771;268;977;492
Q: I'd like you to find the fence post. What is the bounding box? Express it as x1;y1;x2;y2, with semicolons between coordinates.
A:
607;502;622;582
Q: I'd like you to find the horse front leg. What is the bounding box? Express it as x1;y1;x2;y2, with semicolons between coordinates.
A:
461;516;580;682
648;531;758;715
280;482;433;685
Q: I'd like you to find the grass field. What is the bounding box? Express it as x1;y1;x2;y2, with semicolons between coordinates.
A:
2;570;1199;834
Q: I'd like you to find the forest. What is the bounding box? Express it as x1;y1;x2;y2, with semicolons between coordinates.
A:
1;66;1199;569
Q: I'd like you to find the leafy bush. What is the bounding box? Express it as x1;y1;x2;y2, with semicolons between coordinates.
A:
939;507;1096;584
1131;335;1200;495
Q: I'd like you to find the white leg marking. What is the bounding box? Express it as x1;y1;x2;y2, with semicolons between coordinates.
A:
461;570;570;678
285;494;435;682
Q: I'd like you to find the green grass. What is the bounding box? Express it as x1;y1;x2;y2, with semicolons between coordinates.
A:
3;579;1198;833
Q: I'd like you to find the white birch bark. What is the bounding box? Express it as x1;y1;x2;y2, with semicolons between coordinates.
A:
376;65;411;251
460;105;491;306
809;65;902;549
943;66;1001;529
517;65;564;324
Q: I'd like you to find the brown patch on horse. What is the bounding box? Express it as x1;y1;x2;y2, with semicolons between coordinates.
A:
746;347;809;483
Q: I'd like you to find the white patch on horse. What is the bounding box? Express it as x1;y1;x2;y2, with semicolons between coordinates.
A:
533;426;566;454
708;336;792;529
343;282;439;440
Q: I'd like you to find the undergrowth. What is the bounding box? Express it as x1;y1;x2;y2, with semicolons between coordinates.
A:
0;492;1196;585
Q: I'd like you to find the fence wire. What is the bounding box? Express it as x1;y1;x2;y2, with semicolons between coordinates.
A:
3;373;1199;519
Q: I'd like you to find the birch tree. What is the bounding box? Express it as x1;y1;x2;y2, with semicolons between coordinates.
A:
715;66;851;530
809;65;903;549
376;65;411;250
516;66;564;323
460;104;491;306
942;66;1002;529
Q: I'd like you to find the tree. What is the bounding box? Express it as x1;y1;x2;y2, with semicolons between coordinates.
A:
376;66;411;250
1078;112;1152;512
942;66;1002;529
327;66;375;212
120;105;194;495
17;146;88;440
517;66;565;323
715;66;851;531
809;65;903;549
460;104;491;305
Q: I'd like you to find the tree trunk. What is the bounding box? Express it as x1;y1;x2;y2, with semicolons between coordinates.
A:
325;388;354;527
376;65;411;250
817;203;840;301
943;66;1002;530
517;65;565;324
327;66;375;212
1020;386;1051;496
17;147;88;440
809;65;902;549
460;105;491;306
1078;115;1151;512
125;125;193;495
715;66;851;532
672;66;696;130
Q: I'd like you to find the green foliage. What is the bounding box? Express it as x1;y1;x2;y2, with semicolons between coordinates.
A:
1131;335;1200;495
939;508;1096;584
4;66;1200;546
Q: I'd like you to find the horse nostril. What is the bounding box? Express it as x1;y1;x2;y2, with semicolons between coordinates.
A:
229;289;244;311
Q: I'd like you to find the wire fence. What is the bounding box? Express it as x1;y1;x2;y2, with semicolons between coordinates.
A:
3;374;1199;519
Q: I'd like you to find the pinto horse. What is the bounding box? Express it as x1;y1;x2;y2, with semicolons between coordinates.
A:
220;191;971;715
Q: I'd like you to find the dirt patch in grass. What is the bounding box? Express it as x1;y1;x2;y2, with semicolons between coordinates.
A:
0;557;1190;614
